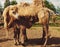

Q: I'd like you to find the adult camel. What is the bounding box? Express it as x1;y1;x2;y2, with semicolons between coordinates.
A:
3;5;38;46
15;2;55;46
3;1;55;47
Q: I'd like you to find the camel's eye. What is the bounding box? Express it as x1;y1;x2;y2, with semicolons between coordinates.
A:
10;8;14;10
13;11;16;14
11;9;14;10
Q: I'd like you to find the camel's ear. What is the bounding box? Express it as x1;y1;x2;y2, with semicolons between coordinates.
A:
2;6;10;17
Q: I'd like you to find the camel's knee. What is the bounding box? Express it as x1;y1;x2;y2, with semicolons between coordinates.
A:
14;28;20;39
4;22;7;28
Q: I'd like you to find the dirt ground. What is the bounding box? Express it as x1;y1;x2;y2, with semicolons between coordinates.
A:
0;27;60;47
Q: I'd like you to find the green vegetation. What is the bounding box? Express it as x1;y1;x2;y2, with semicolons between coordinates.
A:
56;17;60;20
44;0;56;12
4;0;17;8
57;28;60;31
32;23;60;27
10;0;17;5
56;15;60;20
4;0;10;8
0;3;3;15
56;7;60;14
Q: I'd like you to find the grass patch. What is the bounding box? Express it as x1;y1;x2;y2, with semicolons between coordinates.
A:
32;23;42;27
56;17;60;20
0;22;60;27
32;23;60;27
49;23;60;27
56;15;60;20
57;29;60;31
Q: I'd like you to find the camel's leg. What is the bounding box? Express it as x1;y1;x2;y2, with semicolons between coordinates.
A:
23;28;28;42
17;31;20;44
4;17;9;39
14;31;19;45
8;17;14;28
42;24;49;38
14;31;18;45
17;27;20;44
20;25;27;46
13;24;20;45
5;28;9;39
42;24;49;47
15;24;21;44
41;18;49;46
4;23;9;39
13;26;17;45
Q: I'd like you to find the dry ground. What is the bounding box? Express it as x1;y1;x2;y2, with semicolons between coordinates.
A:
0;27;60;47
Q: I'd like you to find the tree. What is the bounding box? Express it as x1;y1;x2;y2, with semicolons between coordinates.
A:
10;0;17;5
44;0;56;12
4;0;10;8
0;3;3;15
56;7;60;14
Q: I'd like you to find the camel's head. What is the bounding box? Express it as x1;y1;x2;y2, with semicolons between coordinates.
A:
9;5;19;19
9;5;17;13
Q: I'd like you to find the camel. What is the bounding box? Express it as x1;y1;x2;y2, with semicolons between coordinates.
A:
2;5;38;45
2;0;56;46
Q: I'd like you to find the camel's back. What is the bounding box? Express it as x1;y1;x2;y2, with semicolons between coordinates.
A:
17;5;39;16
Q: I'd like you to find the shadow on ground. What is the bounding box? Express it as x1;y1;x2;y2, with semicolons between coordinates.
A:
0;37;60;47
0;38;13;43
26;37;60;45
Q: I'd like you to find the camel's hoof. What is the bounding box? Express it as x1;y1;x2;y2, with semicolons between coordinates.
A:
19;42;21;45
14;42;18;46
19;42;27;46
42;45;46;47
25;39;29;42
21;43;26;46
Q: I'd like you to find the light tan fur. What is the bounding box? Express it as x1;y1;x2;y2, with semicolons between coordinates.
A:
2;0;56;46
3;5;18;38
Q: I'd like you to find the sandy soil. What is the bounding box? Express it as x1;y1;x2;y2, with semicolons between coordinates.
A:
0;27;60;47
